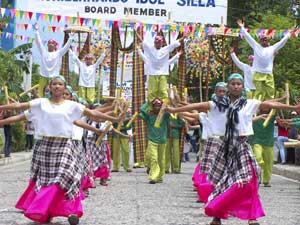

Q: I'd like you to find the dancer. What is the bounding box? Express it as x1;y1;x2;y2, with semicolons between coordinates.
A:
230;47;255;98
136;31;186;102
140;98;170;184
69;48;110;104
112;111;133;173
165;116;184;173
0;75;121;225
237;19;292;100
166;73;300;225
34;23;73;97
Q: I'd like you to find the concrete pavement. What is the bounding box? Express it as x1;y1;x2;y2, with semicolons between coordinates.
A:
0;158;299;225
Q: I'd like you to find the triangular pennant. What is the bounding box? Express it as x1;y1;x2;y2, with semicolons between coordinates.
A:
24;24;28;30
52;26;56;32
65;16;69;23
10;9;15;18
0;8;5;17
17;23;21;29
72;17;77;24
48;14;53;22
20;10;24;19
5;8;10;17
84;18;89;25
57;15;61;23
28;11;33;20
15;11;21;20
36;13;41;21
80;17;84;26
92;18;97;26
44;14;49;22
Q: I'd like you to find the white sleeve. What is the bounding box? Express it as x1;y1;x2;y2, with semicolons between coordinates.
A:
230;53;246;71
138;48;148;62
272;32;291;52
69;49;81;67
240;27;260;50
168;53;180;65
59;36;72;56
164;40;181;53
94;52;106;68
248;99;261;116
35;30;46;56
70;102;86;121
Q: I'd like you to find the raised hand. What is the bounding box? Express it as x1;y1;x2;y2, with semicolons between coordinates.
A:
237;19;244;28
34;23;39;31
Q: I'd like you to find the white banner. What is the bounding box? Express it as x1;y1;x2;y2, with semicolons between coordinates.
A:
17;0;228;24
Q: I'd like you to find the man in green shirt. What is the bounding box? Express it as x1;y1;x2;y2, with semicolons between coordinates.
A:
112;114;132;173
249;112;275;187
165;117;184;173
140;99;170;184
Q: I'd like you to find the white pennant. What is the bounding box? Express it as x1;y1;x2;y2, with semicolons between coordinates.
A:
0;8;5;18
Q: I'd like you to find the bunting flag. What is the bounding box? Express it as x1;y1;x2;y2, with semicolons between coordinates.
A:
0;7;298;40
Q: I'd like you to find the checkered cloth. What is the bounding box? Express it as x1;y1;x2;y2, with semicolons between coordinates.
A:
30;140;42;181
132;27;148;164
73;140;90;177
109;25;134;96
200;137;222;174
86;135;109;172
30;137;82;200
207;136;260;202
176;32;187;163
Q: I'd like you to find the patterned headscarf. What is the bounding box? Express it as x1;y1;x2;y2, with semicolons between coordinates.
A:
47;39;58;51
66;85;73;94
154;35;163;44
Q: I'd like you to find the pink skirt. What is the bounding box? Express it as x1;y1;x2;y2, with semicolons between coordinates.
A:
192;164;201;188
94;143;111;180
193;164;214;203
16;180;83;223
197;173;214;203
205;166;265;220
81;176;94;191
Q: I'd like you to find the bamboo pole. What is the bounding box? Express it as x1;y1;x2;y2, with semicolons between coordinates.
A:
95;122;112;146
19;84;39;97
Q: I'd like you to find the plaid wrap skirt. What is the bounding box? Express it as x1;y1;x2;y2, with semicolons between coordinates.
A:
29;137;82;200
200;137;222;174
207;136;260;201
86;136;109;172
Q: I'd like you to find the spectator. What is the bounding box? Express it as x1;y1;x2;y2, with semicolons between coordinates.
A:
25;121;34;151
182;135;192;162
276;117;289;164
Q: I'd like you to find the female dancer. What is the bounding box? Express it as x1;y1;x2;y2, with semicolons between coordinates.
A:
0;76;121;225
167;73;300;225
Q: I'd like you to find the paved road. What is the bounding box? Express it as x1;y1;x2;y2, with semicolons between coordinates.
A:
0;160;299;225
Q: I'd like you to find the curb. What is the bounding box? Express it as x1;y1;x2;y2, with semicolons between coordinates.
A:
273;164;300;181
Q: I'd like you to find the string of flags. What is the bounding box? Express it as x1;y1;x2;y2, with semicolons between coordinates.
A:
0;7;299;42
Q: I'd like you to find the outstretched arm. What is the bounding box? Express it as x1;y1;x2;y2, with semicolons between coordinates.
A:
34;24;46;55
230;48;247;71
260;101;299;112
0;114;27;127
94;49;110;68
272;32;291;52
69;49;81;67
237;19;259;50
59;33;74;56
166;102;210;114
84;108;121;123
74;119;102;136
0;102;30;112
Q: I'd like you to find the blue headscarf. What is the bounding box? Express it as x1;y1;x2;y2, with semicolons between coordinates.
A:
215;82;227;90
66;85;73;94
50;75;66;83
228;73;244;82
